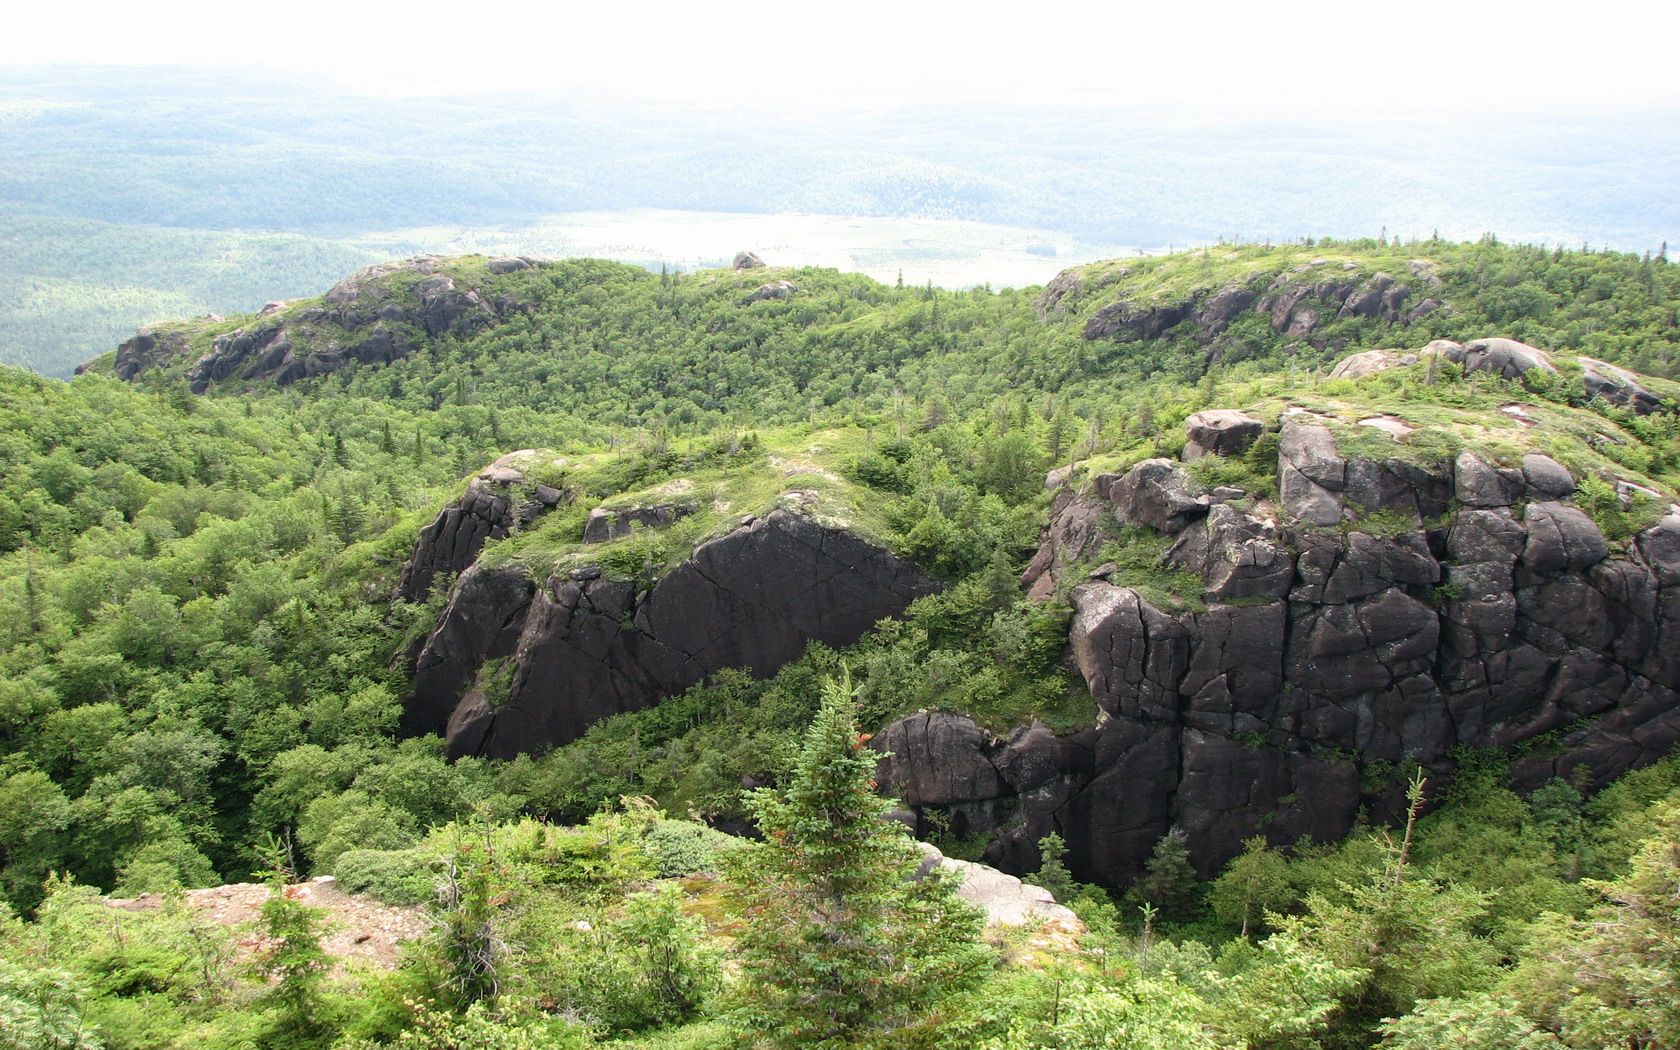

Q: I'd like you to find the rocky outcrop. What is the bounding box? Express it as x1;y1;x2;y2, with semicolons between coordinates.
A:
1183;409;1264;458
395;451;570;604
913;843;1082;929
1107;459;1211;533
582;502;697;544
1082;299;1195;343
1021;488;1110;600
1255;271;1414;340
1579;357;1664;414
104;327;192;381
744;280;798;303
402;509;941;758
1066;263;1434;348
1456;337;1558;380
732;251;766;270
1326;340;1672;415
1328;348;1419;379
891;413;1680;889
109;256;539;391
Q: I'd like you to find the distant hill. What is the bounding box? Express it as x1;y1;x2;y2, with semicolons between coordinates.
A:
4;65;1677;376
86;239;1680;432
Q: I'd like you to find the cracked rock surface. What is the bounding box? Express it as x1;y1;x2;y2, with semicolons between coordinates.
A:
403;509;940;759
885;425;1680;890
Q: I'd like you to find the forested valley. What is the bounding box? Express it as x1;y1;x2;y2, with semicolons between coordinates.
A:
2;237;1680;1048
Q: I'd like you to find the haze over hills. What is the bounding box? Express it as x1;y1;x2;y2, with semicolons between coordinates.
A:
4;65;1678;376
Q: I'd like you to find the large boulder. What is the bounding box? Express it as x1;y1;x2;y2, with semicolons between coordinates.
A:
1183;409;1264;457
1578;357;1666;414
1460;337;1557;380
1107;459;1210;533
1328;348;1418;379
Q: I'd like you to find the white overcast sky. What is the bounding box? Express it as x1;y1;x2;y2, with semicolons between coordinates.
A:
5;0;1678;113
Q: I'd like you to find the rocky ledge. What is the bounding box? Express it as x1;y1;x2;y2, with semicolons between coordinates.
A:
877;358;1680;889
1042;259;1446;348
400;507;940;759
104;255;541;390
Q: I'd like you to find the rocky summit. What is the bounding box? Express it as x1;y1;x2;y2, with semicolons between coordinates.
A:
875;341;1680;886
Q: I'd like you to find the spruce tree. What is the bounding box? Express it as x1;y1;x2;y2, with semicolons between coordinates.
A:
725;673;990;1049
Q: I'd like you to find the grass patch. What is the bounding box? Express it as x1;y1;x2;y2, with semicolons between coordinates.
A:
1095;523;1205;613
478;426;908;579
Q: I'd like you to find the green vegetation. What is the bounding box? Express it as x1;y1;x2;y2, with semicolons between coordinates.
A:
723;675;989;1047
0;232;1677;1047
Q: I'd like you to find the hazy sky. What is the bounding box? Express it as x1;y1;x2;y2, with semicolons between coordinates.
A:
7;0;1678;113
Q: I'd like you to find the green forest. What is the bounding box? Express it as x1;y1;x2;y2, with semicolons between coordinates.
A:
2;237;1680;1048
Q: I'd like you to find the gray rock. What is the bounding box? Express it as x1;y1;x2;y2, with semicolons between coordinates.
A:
1277;421;1345;525
732;251;766;269
1328;348;1418;379
1521;454;1575;498
581;502;696;543
1578;357;1665;414
1021;490;1110;600
1000;425;1680;890
1184;409;1264;456
744;280;798;303
1406;299;1447;322
1169;504;1295;601
915;843;1082;927
1083;299;1192;342
1461;338;1558;380
1522;502;1610;573
1455;452;1526;507
1109;459;1211;533
395;454;568;603
1637;513;1680;587
400;564;537;739
148;256;532;390
1196;284;1258;339
874;712;1006;806
109;327;191;381
1069;583;1191;722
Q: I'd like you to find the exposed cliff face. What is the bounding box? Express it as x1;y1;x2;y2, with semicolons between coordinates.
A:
109;255;541;391
394;450;570;605
877;377;1680;888
1056;261;1446;348
401;507;941;759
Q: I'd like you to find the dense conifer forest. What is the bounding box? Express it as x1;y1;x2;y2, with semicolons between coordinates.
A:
3;238;1680;1048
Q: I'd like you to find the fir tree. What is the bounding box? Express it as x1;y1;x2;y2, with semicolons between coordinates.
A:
251;834;334;1045
725;673;990;1049
1033;831;1074;901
